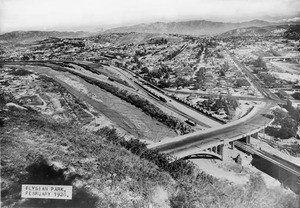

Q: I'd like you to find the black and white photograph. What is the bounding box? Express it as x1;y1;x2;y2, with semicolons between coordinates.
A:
1;0;300;207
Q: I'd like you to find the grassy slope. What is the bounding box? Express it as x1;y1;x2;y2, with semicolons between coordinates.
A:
0;98;174;208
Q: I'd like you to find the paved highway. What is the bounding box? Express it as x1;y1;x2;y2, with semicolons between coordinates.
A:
148;100;275;154
163;88;266;102
264;56;300;59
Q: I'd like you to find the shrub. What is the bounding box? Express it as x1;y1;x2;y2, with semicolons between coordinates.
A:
269;108;299;139
9;68;33;76
0;118;4;127
253;56;267;69
291;92;300;100
170;191;188;208
96;127;195;180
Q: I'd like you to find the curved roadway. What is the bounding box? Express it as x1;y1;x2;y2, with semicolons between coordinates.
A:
148;100;276;156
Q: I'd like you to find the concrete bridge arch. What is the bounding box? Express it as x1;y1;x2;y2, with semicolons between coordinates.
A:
179;152;223;160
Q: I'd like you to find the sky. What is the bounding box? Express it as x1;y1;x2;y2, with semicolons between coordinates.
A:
0;0;300;32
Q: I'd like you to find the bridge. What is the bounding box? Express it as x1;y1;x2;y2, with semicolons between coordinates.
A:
148;100;275;160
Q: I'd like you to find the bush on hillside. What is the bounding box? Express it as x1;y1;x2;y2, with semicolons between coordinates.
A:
268;108;298;139
96;127;195;180
9;68;33;76
291;92;300;100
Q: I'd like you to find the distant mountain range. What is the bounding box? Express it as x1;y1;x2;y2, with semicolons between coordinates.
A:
104;19;277;36
1;19;300;43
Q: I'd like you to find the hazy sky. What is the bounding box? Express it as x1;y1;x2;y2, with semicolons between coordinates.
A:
1;0;300;32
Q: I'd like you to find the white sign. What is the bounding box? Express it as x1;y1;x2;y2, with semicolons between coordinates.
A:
21;185;72;200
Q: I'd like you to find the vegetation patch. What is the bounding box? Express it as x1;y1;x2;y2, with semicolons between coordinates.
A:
291;92;300;100
8;68;33;76
266;108;298;139
96;127;195;179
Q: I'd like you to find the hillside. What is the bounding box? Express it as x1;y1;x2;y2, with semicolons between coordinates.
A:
0;31;92;44
220;25;290;37
89;32;182;45
105;20;272;36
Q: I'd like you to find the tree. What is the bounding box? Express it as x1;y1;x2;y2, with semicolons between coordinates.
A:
291;92;300;100
133;55;141;68
195;67;206;87
21;55;30;61
163;73;170;79
149;69;163;79
193;82;201;90
224;95;239;112
160;64;172;74
270;108;298;139
223;61;229;71
279;116;298;139
219;69;226;77
174;77;189;89
253;56;267;70
140;67;149;74
273;108;288;125
158;79;171;88
286;100;300;122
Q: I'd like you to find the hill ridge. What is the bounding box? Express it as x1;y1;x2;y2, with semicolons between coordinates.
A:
104;19;273;35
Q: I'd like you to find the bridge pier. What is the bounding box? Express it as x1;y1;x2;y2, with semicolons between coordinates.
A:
209;144;225;160
221;142;231;160
217;145;221;155
240;136;251;143
252;132;258;139
212;146;217;153
229;141;234;149
219;144;225;161
246;135;251;143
